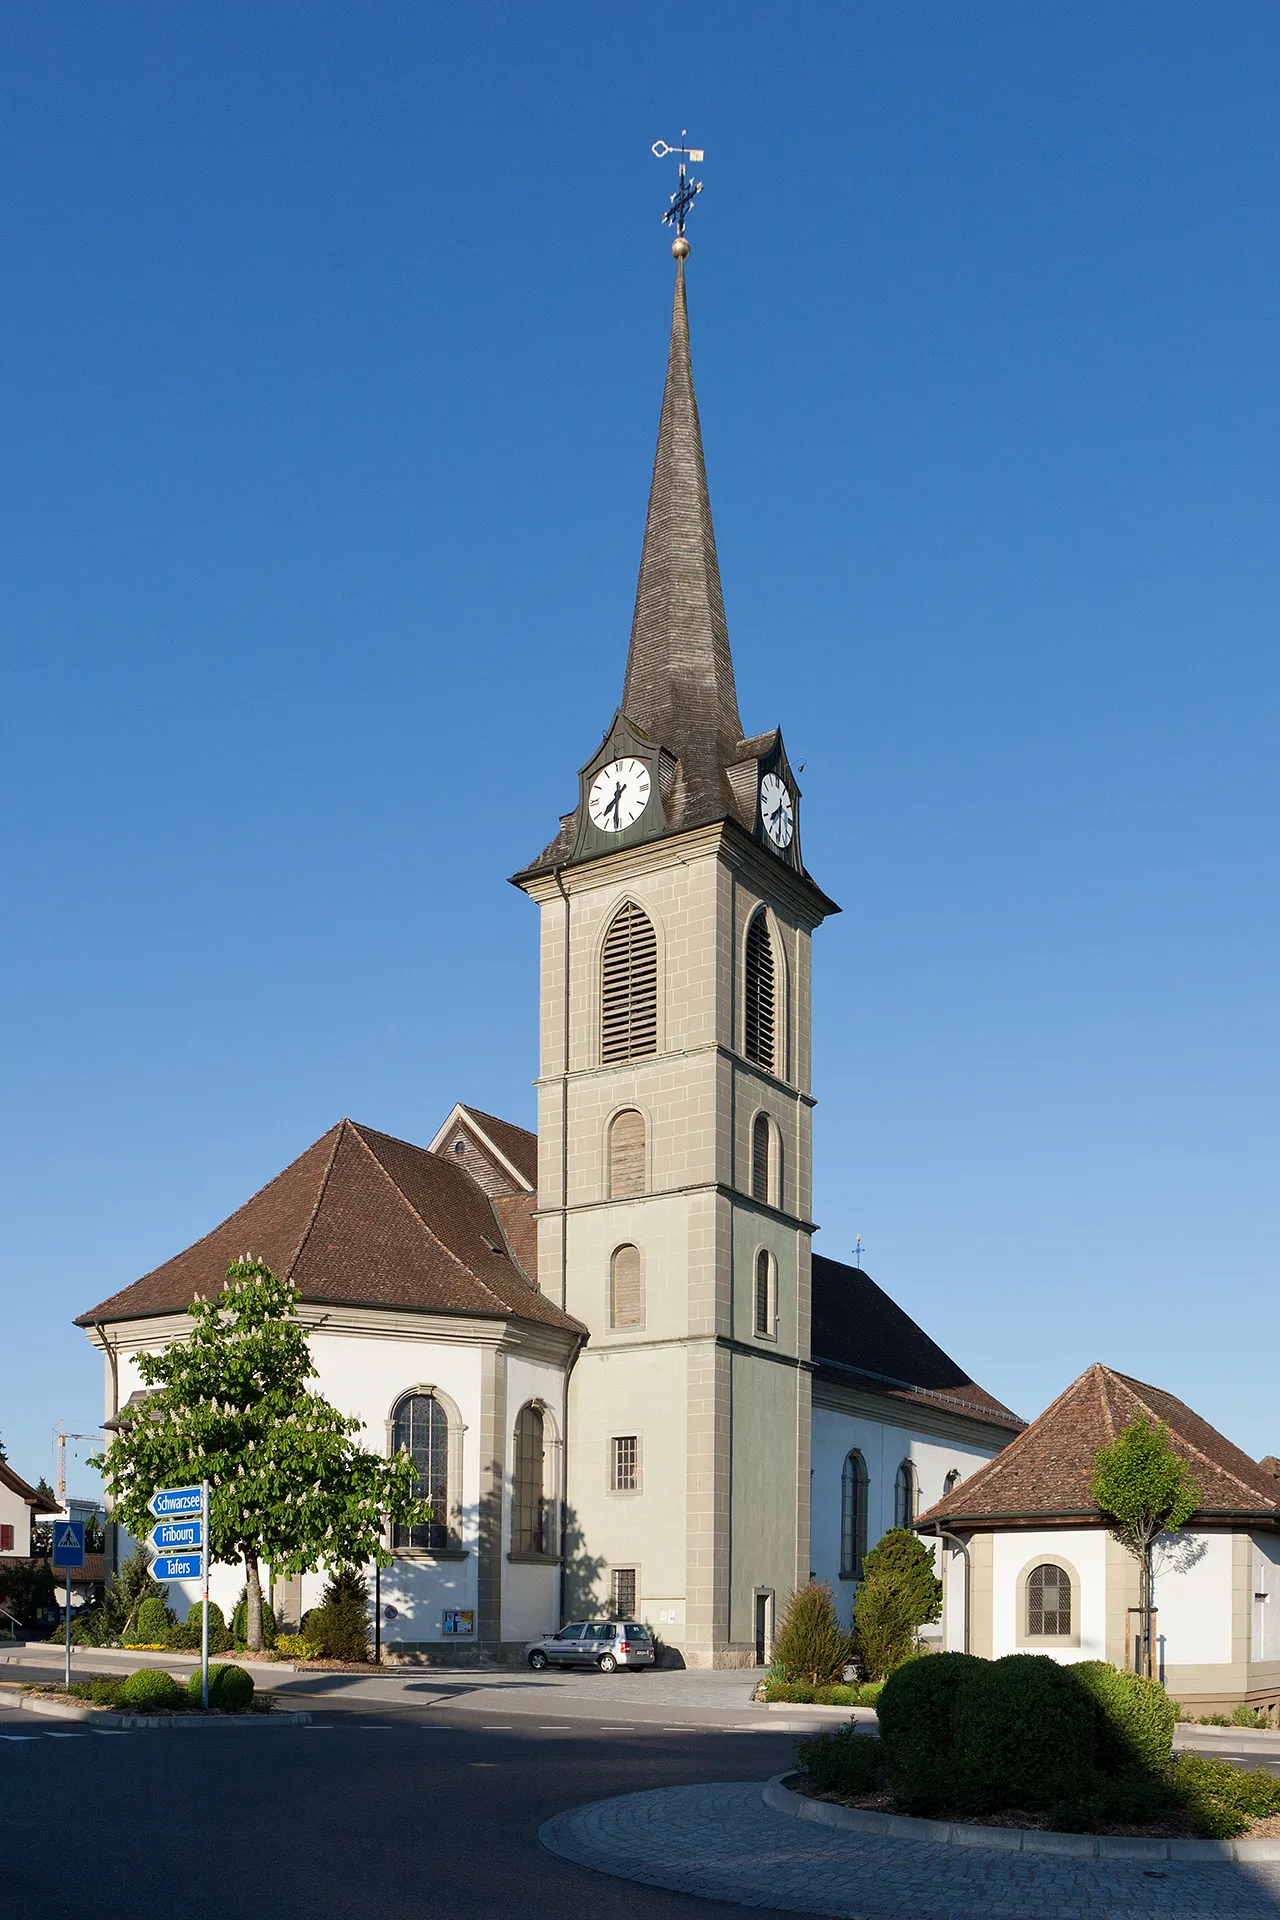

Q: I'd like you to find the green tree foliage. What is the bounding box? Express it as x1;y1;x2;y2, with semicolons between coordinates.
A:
0;1556;55;1630
1090;1415;1199;1677
773;1582;853;1685
853;1528;943;1679
91;1259;431;1650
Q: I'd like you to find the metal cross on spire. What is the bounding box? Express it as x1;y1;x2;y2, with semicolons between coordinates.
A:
652;134;704;255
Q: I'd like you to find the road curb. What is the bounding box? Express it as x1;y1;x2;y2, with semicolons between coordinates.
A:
763;1772;1280;1862
18;1695;312;1729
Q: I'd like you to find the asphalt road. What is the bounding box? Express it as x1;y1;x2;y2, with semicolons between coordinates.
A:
0;1681;803;1920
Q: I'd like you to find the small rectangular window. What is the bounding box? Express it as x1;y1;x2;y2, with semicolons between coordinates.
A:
0;1525;13;1552
611;1435;639;1493
611;1568;637;1617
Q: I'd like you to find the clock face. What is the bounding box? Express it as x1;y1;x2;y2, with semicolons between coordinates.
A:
760;772;794;849
588;757;651;833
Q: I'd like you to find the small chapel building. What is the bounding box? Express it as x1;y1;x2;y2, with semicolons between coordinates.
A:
77;243;1021;1667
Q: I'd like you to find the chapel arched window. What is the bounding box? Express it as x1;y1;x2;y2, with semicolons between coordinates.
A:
392;1392;450;1551
1028;1563;1072;1637
894;1458;918;1529
841;1451;868;1579
744;911;776;1073
608;1109;646;1198
601;903;658;1063
512;1403;548;1555
609;1245;645;1330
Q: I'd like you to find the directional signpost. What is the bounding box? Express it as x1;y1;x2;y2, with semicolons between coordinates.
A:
51;1519;85;1689
148;1483;209;1706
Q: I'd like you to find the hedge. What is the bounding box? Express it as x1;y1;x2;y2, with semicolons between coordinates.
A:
876;1652;984;1813
795;1726;886;1796
1072;1660;1176;1775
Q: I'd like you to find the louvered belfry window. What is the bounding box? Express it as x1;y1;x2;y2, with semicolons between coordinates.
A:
608;1109;646;1197
601;903;658;1063
744;911;776;1072
609;1244;645;1330
1028;1563;1072;1637
752;1112;771;1203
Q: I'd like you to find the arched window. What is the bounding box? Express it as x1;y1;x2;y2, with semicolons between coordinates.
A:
943;1468;962;1496
744;910;776;1073
608;1109;646;1198
392;1393;450;1550
601;902;658;1063
894;1458;918;1529
751;1112;771;1204
512;1403;547;1555
609;1244;645;1330
1027;1563;1072;1637
754;1248;777;1338
840;1451;868;1579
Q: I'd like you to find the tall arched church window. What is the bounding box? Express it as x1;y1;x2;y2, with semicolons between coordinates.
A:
840;1451;868;1578
601;903;658;1063
1027;1563;1072;1637
894;1458;918;1529
512;1403;547;1555
609;1244;645;1330
392;1393;450;1550
608;1109;646;1198
754;1248;777;1338
744;910;776;1073
751;1113;771;1203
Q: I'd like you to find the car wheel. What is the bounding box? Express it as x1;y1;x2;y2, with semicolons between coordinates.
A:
528;1649;549;1670
598;1653;618;1674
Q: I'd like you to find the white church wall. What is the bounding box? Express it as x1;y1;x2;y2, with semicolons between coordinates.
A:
809;1405;998;1629
501;1349;567;1643
991;1528;1107;1663
1152;1528;1232;1670
1251;1533;1280;1665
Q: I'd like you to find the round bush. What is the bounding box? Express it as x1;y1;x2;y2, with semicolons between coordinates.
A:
877;1651;985;1812
121;1667;184;1709
189;1662;254;1711
954;1654;1098;1813
132;1596;170;1643
1071;1660;1175;1775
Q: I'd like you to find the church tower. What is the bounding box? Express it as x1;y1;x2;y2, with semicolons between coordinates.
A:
513;238;838;1667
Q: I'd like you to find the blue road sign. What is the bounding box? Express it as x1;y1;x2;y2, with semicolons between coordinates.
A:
150;1519;202;1553
152;1552;203;1581
148;1485;202;1518
52;1520;85;1570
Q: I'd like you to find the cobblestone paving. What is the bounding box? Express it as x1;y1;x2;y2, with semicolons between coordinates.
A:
539;1780;1280;1917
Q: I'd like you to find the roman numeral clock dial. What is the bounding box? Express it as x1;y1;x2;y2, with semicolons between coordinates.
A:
588;758;651;833
760;771;794;849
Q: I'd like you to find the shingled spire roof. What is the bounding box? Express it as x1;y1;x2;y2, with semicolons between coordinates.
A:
621;258;743;803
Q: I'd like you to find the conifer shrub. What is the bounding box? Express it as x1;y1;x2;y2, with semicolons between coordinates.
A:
795;1725;887;1795
231;1592;277;1648
168;1601;231;1654
876;1651;984;1812
121;1667;184;1709
191;1663;254;1711
953;1654;1098;1813
853;1530;943;1680
131;1596;172;1645
1071;1660;1176;1774
301;1569;371;1662
773;1582;853;1686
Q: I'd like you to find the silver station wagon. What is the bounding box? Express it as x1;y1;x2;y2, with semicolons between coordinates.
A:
526;1620;656;1673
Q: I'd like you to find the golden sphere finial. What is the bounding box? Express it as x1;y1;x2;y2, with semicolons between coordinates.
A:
671;235;690;261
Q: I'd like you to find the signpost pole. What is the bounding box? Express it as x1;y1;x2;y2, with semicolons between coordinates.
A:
64;1572;71;1691
200;1480;209;1709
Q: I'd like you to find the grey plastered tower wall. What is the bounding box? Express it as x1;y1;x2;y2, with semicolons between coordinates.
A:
514;253;837;1666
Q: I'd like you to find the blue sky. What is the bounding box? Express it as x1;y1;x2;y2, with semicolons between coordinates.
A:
3;3;1278;1493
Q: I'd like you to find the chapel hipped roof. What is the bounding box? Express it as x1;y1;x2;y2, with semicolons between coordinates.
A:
917;1362;1280;1530
75;1113;581;1338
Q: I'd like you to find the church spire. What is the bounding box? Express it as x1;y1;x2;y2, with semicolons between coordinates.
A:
621;253;744;797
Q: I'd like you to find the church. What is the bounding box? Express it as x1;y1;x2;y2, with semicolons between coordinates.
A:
77;234;1022;1668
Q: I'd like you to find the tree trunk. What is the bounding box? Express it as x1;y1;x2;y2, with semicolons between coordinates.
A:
1141;1540;1153;1679
243;1547;265;1652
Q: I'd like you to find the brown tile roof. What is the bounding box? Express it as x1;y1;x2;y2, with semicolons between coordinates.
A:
811;1257;1024;1434
455;1107;537;1189
918;1362;1280;1529
0;1460;62;1513
76;1119;583;1338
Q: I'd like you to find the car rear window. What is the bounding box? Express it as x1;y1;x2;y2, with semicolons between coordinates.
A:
623;1626;651;1643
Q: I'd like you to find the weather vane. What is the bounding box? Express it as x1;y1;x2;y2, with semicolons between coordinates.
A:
651;133;704;256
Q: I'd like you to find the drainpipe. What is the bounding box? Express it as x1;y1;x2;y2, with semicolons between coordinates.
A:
921;1523;971;1655
94;1324;119;1579
552;865;572;1314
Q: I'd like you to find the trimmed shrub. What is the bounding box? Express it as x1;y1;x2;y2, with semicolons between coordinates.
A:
168;1602;232;1654
774;1582;853;1686
857;1681;884;1708
69;1677;129;1708
796;1726;887;1796
877;1651;984;1812
190;1663;254;1711
1071;1660;1175;1775
273;1633;320;1661
132;1596;171;1645
231;1593;277;1648
302;1602;369;1664
954;1655;1098;1813
121;1667;184;1709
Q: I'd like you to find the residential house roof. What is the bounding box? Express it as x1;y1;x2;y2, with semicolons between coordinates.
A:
0;1460;62;1514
